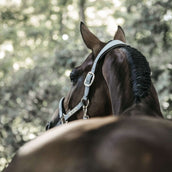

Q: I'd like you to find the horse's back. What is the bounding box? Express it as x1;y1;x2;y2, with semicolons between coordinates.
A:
95;117;172;172
3;116;172;172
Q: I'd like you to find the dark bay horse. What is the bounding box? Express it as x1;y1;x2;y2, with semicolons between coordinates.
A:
47;22;162;129
3;116;172;172
3;23;171;172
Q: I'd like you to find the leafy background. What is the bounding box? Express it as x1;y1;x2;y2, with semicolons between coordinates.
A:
0;0;172;170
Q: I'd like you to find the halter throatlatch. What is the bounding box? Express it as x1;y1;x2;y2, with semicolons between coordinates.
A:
56;40;126;126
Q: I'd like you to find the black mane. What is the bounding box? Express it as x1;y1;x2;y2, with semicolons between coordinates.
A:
124;46;151;103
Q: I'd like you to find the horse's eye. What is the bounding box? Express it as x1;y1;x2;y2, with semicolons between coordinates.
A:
70;73;77;83
70;69;81;84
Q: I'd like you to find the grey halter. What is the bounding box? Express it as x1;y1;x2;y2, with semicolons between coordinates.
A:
57;40;126;126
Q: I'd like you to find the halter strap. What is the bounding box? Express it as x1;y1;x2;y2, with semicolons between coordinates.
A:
57;40;126;125
83;40;126;100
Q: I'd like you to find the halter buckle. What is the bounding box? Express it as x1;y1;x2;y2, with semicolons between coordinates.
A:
84;72;95;87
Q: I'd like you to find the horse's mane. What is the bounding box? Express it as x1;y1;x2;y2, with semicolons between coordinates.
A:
123;46;151;103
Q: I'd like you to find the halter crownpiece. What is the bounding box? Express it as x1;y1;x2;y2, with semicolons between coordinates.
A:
57;40;127;126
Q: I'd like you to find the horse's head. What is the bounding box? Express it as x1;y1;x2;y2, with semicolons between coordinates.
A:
46;22;162;130
46;23;127;130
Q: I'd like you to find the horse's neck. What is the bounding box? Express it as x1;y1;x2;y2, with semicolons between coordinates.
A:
102;52;163;117
106;74;162;117
102;52;134;114
123;84;163;117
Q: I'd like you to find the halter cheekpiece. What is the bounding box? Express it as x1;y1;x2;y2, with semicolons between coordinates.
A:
57;40;126;126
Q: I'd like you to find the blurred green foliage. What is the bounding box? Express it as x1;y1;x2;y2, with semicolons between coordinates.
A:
0;0;172;170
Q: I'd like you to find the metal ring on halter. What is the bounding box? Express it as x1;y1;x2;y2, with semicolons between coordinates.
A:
82;99;89;119
81;98;89;107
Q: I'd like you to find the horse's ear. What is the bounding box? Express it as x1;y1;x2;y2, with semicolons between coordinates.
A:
114;26;126;43
80;22;103;56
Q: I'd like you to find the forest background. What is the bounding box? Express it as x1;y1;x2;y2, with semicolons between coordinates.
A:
0;0;172;170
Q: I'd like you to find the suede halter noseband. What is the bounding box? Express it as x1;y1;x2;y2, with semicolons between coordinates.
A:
57;40;126;126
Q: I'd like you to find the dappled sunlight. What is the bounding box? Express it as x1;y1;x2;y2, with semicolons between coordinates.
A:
45;20;52;29
62;34;69;40
13;58;34;71
0;0;21;6
52;32;58;40
13;63;20;71
163;102;169;110
30;16;40;27
112;0;121;7
25;57;33;66
0;41;13;53
0;51;5;59
0;113;44;171
67;5;79;20
23;7;34;14
0;0;172;171
85;1;126;37
17;30;25;38
50;14;58;21
65;69;71;77
164;10;172;21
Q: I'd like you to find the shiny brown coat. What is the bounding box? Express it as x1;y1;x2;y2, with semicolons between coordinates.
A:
3;117;172;172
